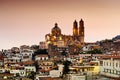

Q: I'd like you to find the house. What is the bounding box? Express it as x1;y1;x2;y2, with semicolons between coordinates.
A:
37;60;56;75
35;54;49;61
0;69;5;73
21;49;33;62
22;60;36;72
49;64;64;77
35;64;64;80
82;43;100;52
10;69;25;76
4;56;21;69
0;54;4;67
100;53;120;79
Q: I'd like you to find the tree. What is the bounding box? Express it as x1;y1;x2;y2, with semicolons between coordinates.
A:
33;49;48;60
63;60;71;75
27;71;36;80
34;49;48;54
87;49;102;54
16;73;20;77
61;50;68;57
94;49;102;54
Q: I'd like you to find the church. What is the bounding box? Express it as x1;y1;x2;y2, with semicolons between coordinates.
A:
45;19;85;47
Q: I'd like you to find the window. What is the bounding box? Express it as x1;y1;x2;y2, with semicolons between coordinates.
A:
104;62;105;66
116;63;118;67
107;69;108;72
44;58;46;60
116;71;118;75
118;71;120;75
106;62;108;66
110;69;111;73
113;62;114;67
110;62;111;66
113;70;115;74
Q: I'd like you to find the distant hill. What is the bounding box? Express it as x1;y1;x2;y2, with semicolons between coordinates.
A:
96;35;120;52
112;35;120;41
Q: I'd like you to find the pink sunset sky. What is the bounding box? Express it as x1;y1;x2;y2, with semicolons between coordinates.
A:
0;0;120;50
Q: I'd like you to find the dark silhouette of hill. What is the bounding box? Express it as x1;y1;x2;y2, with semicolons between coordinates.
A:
97;35;120;52
112;35;120;41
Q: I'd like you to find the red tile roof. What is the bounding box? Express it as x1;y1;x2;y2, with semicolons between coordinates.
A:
22;60;35;65
101;56;120;59
0;73;14;76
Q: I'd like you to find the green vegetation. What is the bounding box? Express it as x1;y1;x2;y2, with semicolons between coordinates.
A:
34;49;48;54
16;73;20;77
79;49;103;54
27;71;36;80
61;50;68;57
63;60;71;75
87;49;102;54
99;39;113;43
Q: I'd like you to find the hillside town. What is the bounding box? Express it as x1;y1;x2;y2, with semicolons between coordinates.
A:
0;20;120;80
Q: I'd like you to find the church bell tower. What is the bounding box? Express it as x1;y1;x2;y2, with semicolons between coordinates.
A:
73;20;78;36
79;19;84;44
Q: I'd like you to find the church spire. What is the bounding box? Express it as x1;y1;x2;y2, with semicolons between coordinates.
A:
73;20;78;36
79;18;84;44
79;19;84;27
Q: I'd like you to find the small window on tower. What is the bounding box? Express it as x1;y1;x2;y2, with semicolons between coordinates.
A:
82;32;84;35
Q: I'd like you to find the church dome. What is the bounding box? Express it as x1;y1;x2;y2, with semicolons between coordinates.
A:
51;23;61;36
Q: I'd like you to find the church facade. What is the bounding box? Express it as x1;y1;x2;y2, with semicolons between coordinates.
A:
45;19;85;47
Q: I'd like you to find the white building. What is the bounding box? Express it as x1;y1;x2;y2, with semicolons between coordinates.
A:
100;55;120;79
35;64;64;80
10;70;26;76
0;69;5;73
4;56;21;69
82;44;100;52
21;49;33;62
49;64;64;77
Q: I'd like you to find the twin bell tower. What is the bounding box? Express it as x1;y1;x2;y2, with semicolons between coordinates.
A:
73;19;84;44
